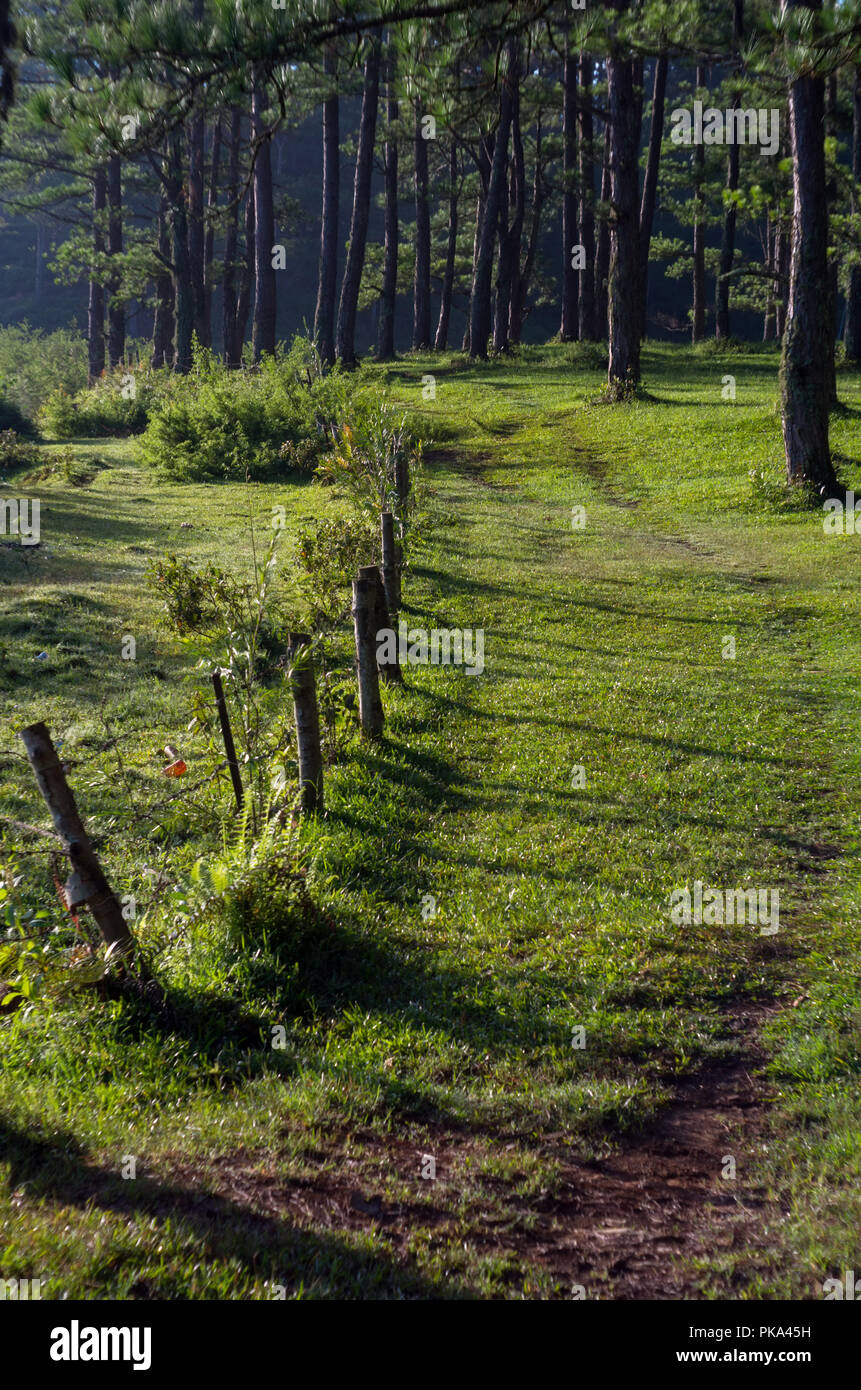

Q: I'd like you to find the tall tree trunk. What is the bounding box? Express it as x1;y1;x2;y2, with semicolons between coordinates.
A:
595;115;611;339
186;0;207;348
462;136;492;352
692;67;706;343
377;58;398;361
152;183;175;370
251;70;277;361
638;52;667;341
470;39;519;359
106;153;124;368
716;1;744;340
606;52;641;393
204;116;222;349
845;67;861;358
776;227;789;338
780;0;839;496
493;154;512;351
336;32;381;366
234;185;255;365
824;68;838;402
315;45;339;365
413;99;432;349
222;108;242;366
763;214;775;341
507;96;528;345
560;41;579;340
715;137;740;339
167;130;193;372
188;108;207;346
512;116;546;342
435;140;458;350
846;67;861;359
87;168;106;384
578;54;597;341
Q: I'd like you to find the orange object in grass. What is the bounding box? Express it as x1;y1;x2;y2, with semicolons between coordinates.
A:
162;744;187;777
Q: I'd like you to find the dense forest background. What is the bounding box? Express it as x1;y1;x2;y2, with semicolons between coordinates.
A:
0;0;837;365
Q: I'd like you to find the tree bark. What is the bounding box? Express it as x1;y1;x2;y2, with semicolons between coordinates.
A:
692;66;706;343
499;68;525;350
435;140;459;350
578;54;597;341
336;33;381;366
779;0;839;495
492;151;511;351
776;227;789;338
377;57;398;361
846;67;861;359
87;167;106;385
106;153;124;368
234;184;255;365
203;116;222;348
716;1;744;340
470;40;519;358
152;184;175;370
606;52;641;393
413;99;432;349
314;45;339;365
824;67;838;403
251;70;277;361
763;214;775;341
187;106;207;347
595;115;611;339
638;52;667;341
167;129;193;372
715;137;740;339
461;137;492;352
511;116;545;343
560;41;579;340
222;108;242;366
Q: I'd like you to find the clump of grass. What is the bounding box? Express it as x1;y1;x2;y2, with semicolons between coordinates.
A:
748;463;819;513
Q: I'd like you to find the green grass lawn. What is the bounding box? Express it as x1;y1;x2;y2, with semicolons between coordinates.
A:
0;342;859;1298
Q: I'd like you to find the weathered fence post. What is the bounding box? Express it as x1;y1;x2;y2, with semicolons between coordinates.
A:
211;669;244;811
288;633;324;814
20;722;139;964
364;562;403;686
352;570;385;738
381;510;400;614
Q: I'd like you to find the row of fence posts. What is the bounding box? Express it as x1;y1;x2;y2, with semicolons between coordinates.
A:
18;477;410;974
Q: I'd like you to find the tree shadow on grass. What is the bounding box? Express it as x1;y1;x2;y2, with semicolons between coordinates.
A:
0;1115;461;1299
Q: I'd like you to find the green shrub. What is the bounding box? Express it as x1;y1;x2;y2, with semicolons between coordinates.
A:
0;395;37;437
139;338;351;482
146;553;248;634
296;515;379;625
317;397;423;534
39;367;161;438
0;324;88;421
0;429;42;476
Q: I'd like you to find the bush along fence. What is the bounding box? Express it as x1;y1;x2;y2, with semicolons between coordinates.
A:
12;462;414;998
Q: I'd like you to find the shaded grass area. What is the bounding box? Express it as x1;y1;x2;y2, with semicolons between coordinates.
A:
0;343;859;1297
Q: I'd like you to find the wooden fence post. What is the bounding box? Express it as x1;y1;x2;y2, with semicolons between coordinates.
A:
288;633;324;814
211;669;244;811
20;722;139;965
363;562;402;686
381;510;400;614
352;570;385;738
